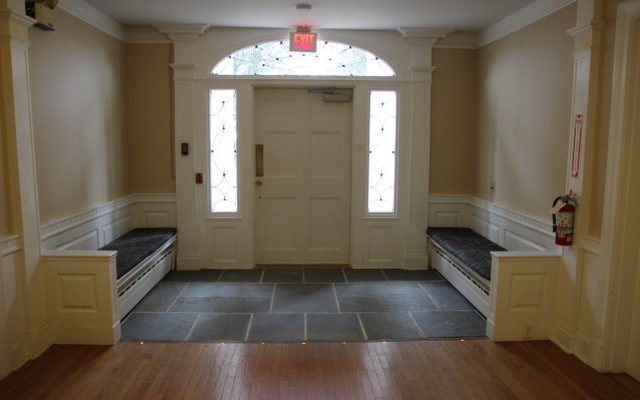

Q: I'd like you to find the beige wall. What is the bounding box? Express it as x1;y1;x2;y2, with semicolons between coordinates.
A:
127;44;175;193
29;10;130;224
430;48;477;195
474;4;576;219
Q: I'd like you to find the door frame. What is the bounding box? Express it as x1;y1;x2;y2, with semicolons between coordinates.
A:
171;28;439;271
601;0;640;376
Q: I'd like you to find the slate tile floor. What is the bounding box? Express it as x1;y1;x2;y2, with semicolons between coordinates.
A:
122;268;487;343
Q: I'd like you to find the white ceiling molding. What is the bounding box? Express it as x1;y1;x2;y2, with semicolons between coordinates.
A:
397;27;453;39
153;23;210;42
476;0;576;47
434;32;477;49
397;27;453;46
125;26;171;44
58;0;127;41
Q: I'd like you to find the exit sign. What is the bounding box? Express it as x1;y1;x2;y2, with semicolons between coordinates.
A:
290;31;317;52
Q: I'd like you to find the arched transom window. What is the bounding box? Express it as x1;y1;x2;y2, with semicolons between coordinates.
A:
211;40;395;76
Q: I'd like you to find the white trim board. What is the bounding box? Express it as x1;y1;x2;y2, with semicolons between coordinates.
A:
476;0;577;47
58;0;127;41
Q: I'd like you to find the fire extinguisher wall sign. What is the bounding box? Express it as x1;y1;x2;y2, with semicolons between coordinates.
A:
571;114;583;178
550;195;576;246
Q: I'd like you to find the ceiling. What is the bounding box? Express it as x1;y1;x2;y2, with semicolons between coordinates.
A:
82;0;537;31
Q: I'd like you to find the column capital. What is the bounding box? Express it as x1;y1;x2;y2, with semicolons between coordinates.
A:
567;21;605;54
153;23;210;42
397;27;453;46
0;8;35;42
0;8;35;26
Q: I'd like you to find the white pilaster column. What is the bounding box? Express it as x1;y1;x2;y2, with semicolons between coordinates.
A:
155;24;209;269
553;0;607;369
398;28;451;269
0;6;51;376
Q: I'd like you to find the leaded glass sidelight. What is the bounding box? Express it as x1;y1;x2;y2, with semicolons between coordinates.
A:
368;91;397;213
210;89;238;213
211;40;394;77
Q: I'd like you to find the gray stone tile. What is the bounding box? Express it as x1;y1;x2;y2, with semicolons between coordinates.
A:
272;284;338;313
181;283;274;298
218;269;264;282
122;312;197;341
412;311;486;338
338;295;437;312
359;312;423;340
247;314;304;342
262;268;303;283
307;313;364;341
304;268;346;282
169;297;271;313
162;269;222;282
421;281;475;311
343;269;387;282
133;282;186;312
383;269;443;281
335;282;425;296
188;314;251;341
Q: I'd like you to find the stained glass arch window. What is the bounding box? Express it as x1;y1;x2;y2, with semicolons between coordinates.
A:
211;40;395;77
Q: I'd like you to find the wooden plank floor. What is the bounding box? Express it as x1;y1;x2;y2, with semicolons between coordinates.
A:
1;340;639;399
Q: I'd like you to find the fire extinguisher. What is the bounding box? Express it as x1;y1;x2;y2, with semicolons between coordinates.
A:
551;194;576;246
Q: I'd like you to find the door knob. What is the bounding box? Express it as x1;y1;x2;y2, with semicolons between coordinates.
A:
256;179;263;187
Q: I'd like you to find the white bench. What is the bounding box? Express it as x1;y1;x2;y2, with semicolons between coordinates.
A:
42;228;177;344
427;227;563;341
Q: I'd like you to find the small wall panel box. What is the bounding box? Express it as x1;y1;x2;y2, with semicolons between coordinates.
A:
25;0;57;31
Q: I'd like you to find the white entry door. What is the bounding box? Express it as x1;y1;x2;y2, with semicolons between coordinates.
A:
255;88;352;264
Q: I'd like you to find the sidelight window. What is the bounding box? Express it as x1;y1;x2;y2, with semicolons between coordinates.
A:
209;89;238;213
367;90;397;213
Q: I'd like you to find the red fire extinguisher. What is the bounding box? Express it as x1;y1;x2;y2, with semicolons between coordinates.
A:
551;194;576;246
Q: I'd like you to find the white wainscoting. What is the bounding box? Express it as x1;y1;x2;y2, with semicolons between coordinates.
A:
553;235;606;370
40;193;177;252
0;235;29;378
428;194;559;253
488;252;563;341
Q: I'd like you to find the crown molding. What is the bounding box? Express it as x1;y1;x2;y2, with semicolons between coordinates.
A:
477;0;576;48
125;26;171;44
153;23;210;42
434;32;477;49
58;0;126;41
397;27;453;45
397;27;453;38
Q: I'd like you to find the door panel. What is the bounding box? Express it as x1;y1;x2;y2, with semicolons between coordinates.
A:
255;88;352;264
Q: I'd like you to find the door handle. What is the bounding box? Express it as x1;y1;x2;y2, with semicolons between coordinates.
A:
256;144;264;177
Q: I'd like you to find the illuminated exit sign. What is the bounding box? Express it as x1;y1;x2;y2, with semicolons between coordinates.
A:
290;31;317;52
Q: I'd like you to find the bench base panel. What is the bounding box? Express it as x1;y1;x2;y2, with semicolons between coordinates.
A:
427;239;490;319
118;245;175;320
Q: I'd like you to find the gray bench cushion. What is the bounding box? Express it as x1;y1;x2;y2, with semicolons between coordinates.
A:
100;228;177;279
426;227;506;281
